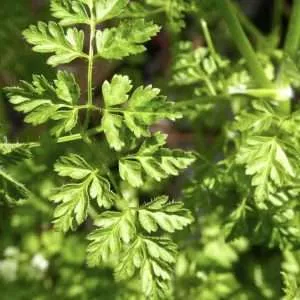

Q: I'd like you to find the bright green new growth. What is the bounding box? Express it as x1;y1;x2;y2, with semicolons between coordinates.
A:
101;75;181;151
5;0;300;298
124;0;196;32
120;133;195;187
51;154;115;232
86;195;193;297
23;22;86;66
3;0;195;298
6;71;81;136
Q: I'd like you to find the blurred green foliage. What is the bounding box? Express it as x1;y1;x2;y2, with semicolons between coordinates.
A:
2;0;300;299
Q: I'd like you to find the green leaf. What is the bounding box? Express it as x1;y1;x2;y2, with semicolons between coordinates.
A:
6;77;58;125
173;44;216;86
138;196;193;233
0;167;29;203
102;75;132;107
94;0;129;23
282;272;300;300
233;101;277;134
52;154;115;231
54;70;80;104
50;108;79;137
96;19;160;60
122;2;152;18
102;75;182;150
54;153;94;179
102;112;125;151
125;0;192;32
87;209;136;266
5;71;80;136
89;176;114;209
115;236;176;298
0;141;31;165
119;160;143;188
51;0;90;26
237;136;298;202
23;21;86;66
119;133;196;186
124;85;181;138
51;181;90;232
172;41;228;96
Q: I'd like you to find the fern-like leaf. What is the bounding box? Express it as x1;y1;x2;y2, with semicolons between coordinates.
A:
5;71;80;137
138;196;194;233
87;209;137;266
101;75;182;150
51;0;90;26
119;133;196;186
115;236;177;299
96;19;160;60
23;21;86;66
237;136;298;202
51;154;115;231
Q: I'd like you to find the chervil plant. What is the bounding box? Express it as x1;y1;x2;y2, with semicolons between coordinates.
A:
2;0;195;299
2;0;300;299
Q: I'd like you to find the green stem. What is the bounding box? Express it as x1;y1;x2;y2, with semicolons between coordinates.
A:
276;0;300;114
219;0;272;88
272;0;283;33
175;96;231;107
29;127;103;149
282;0;300;59
277;0;300;82
78;104;101;111
229;87;292;101
233;2;266;46
200;19;218;63
84;4;96;129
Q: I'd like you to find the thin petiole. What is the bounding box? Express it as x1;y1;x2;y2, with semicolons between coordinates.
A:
200;19;218;64
84;2;97;130
28;126;104;149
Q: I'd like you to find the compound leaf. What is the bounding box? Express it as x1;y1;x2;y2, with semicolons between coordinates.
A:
102;112;125;151
94;0;129;23
237;136;298;202
119;133;196;186
87;209;137;266
54;153;94;179
96;19;160;60
102;75;182;150
51;181;90;232
5;71;80;137
102;74;132;107
51;0;90;26
23;21;86;66
138;196;194;233
0;141;31;165
52;154;115;231
115;236;177;299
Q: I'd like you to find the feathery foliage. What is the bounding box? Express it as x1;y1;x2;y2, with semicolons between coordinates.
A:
3;0;300;299
3;0;195;298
